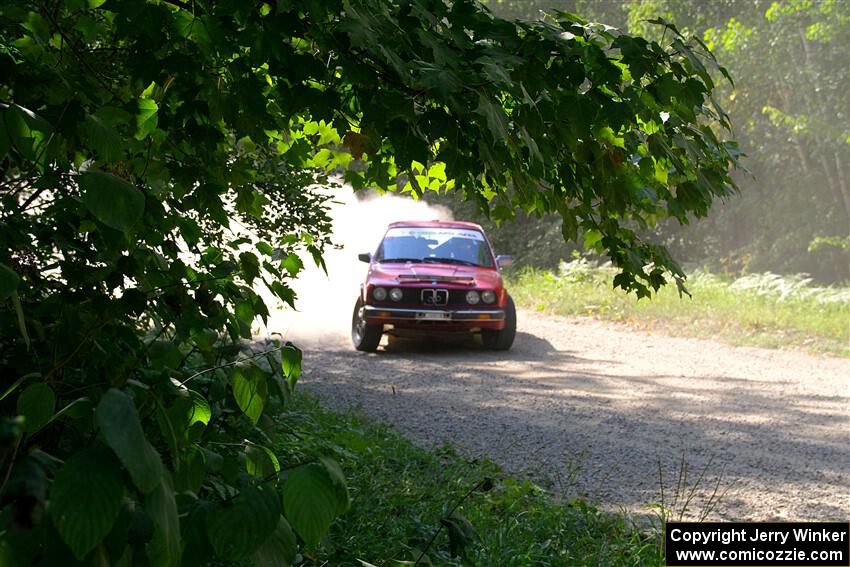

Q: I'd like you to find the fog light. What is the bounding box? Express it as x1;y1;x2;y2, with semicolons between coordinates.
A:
372;287;387;301
481;290;496;304
390;288;403;302
465;290;480;305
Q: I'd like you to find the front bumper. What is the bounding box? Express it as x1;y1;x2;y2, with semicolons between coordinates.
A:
363;305;505;322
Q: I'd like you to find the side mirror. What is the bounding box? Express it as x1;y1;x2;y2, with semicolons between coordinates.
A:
496;255;513;268
358;252;372;263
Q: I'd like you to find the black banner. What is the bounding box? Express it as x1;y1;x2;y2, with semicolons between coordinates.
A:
666;522;849;566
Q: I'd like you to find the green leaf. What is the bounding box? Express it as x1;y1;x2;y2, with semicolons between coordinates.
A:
232;367;267;424
240;251;261;284
50;446;124;560
1;373;35;402
245;445;281;479
280;343;301;390
282;458;349;547
78;171;145;233
188;390;211;427
281;253;303;277
475;94;510;142
96;389;164;493
16;383;55;434
206;484;282;560
4;104;51;162
253;516;297;567
145;471;181;567
0;263;18;300
583;229;602;250
175;445;206;493
136;98;159;140
81;113;123;162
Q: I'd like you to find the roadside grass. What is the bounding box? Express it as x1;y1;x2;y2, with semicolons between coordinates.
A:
507;260;850;357
276;393;661;566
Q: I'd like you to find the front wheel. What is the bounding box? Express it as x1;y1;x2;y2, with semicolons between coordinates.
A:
351;297;382;352
481;295;516;351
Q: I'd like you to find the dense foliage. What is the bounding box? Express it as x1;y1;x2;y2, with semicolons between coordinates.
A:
281;394;661;565
1;0;736;564
477;0;849;282
510;259;850;356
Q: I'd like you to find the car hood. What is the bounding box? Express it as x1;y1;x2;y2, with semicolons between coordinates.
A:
370;263;503;288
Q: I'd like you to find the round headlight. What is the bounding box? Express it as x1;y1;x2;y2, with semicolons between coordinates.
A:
481;290;497;304
389;288;403;302
372;287;387;301
465;290;480;305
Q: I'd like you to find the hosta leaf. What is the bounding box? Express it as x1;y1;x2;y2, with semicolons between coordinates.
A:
253;516;297;567
205;484;281;560
78;171;145;233
282;459;349;547
16;382;55;433
96;389;164;493
50;446;124;559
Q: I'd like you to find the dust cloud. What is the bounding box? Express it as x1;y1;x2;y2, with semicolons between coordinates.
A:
259;186;451;348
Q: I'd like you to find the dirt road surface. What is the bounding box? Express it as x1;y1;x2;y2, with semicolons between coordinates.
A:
287;310;849;522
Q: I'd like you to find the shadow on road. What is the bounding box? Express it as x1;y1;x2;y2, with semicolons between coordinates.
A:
296;324;850;522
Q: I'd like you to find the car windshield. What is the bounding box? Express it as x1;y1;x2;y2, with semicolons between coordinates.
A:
375;226;494;268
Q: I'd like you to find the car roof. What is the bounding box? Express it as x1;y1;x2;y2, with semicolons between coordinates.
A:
387;220;485;231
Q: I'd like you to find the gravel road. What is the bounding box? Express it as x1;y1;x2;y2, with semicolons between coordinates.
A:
292;310;849;522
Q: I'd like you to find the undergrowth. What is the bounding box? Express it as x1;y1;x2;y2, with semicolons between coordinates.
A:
276;394;662;566
508;260;850;357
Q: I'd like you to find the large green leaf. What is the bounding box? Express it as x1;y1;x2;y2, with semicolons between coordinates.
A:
205;484;282;560
78;171;145;233
16;382;55;433
253;516;297;567
81;113;123;162
50;446;124;560
232;366;267;424
145;471;181;567
282;459;349;547
0;263;19;301
96;389;163;493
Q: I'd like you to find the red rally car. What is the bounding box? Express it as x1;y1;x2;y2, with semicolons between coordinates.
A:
351;220;516;352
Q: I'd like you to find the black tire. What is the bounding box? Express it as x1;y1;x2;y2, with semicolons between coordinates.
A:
482;295;516;350
351;297;382;352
